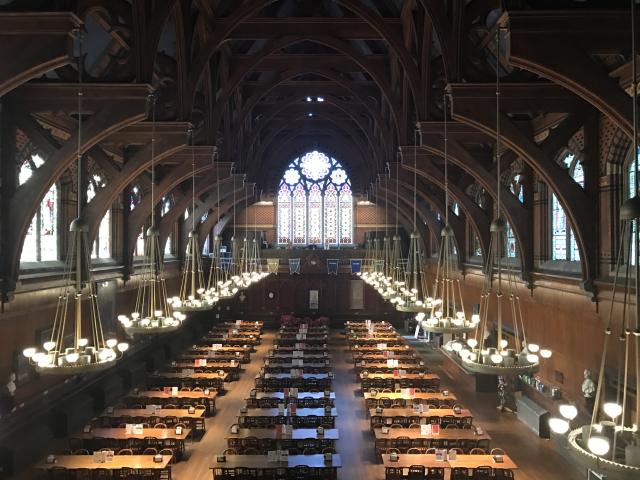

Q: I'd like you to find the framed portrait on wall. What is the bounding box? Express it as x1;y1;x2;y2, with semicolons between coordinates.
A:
309;290;319;310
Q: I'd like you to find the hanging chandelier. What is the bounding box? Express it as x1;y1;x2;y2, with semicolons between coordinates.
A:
118;94;186;335
249;192;269;283
206;149;232;299
396;144;431;313
549;2;640;475
419;94;475;334
23;29;128;374
169;128;217;312
443;28;550;375
384;159;405;306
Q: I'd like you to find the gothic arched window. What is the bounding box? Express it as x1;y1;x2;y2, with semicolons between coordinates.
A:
20;155;58;262
551;152;583;261
277;151;353;246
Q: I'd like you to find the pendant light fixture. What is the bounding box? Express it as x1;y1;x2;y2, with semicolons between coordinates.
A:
117;94;186;334
397;136;431;313
550;2;640;475
380;168;396;300
207;148;230;299
419;94;475;334
444;28;550;374
227;173;243;297
386;158;405;305
23;29;128;373
169;128;217;311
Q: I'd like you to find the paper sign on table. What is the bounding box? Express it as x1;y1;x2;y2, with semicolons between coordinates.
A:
420;424;431;436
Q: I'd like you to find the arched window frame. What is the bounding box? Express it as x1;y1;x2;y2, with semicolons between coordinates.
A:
277;151;353;246
19;155;59;263
550;150;583;262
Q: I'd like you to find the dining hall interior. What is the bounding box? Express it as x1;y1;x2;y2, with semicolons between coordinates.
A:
0;0;639;479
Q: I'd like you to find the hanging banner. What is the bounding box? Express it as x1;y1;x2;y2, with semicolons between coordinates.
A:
350;259;362;274
267;258;280;274
327;259;339;275
289;258;301;275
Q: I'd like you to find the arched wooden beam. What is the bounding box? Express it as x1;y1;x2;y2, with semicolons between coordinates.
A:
507;10;633;139
0;13;81;97
244;96;383;170
250;114;373;181
416;0;457;81
196;185;256;246
186;0;279;115
397;163;490;258
416;125;533;282
258;128;367;193
336;0;422;118
85;122;190;241
371;190;433;255
214;41;392;146
230;61;400;150
6;84;150;297
158;172;234;253
379;180;464;269
448;83;597;292
125;149;219;255
140;0;180;81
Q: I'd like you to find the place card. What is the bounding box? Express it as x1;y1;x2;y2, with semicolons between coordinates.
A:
83;425;91;433
431;424;440;435
493;454;504;463
171;386;178;396
175;426;183;435
448;449;458;460
435;449;446;461
279;449;289;462
46;455;56;464
420;424;432;436
267;450;278;463
216;454;226;463
133;424;144;435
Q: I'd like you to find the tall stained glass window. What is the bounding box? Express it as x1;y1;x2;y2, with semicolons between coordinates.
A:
551;152;583;261
628;151;638;264
20;155;58;262
505;221;517;258
135;227;145;257
277;151;353;246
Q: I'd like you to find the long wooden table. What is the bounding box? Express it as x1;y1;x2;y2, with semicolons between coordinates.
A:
369;408;473;429
123;389;217;415
70;427;192;456
211;454;341;478
372;427;491;454
381;453;517;471
363;391;456;408
98;408;206;432
148;371;229;391
238;407;338;428
35;454;173;471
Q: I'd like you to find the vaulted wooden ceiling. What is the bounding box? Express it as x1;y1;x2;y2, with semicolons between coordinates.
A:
0;0;636;299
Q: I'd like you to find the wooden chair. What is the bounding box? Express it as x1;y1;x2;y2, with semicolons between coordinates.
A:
472;466;493;480
407;465;425;479
469;448;487;455
154;423;168;429
222;448;237;455
406;447;423;454
450;468;470;480
72;449;90;455
490;448;506;456
449;448;464;455
408;423;421;429
142;447;158;455
427;467;445;480
493;469;515;479
385;466;403;480
116;448;133;455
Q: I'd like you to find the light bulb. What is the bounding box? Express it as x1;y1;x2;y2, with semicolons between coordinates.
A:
106;339;118;348
459;349;471;360
603;402;623;419
559;404;578;420
587;435;610;456
540;349;552;359
197;288;205;294
78;338;88;347
154;310;163;318
526;354;539;363
456;312;464;320
131;312;140;319
549;418;570;434
471;314;480;324
43;341;56;352
500;339;508;349
467;339;478;348
38;356;52;367
118;315;128;322
65;352;79;363
23;347;36;358
140;318;151;327
490;354;503;364
98;349;113;361
435;311;443;318
117;343;129;352
32;352;45;363
451;342;463;352
528;343;540;353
